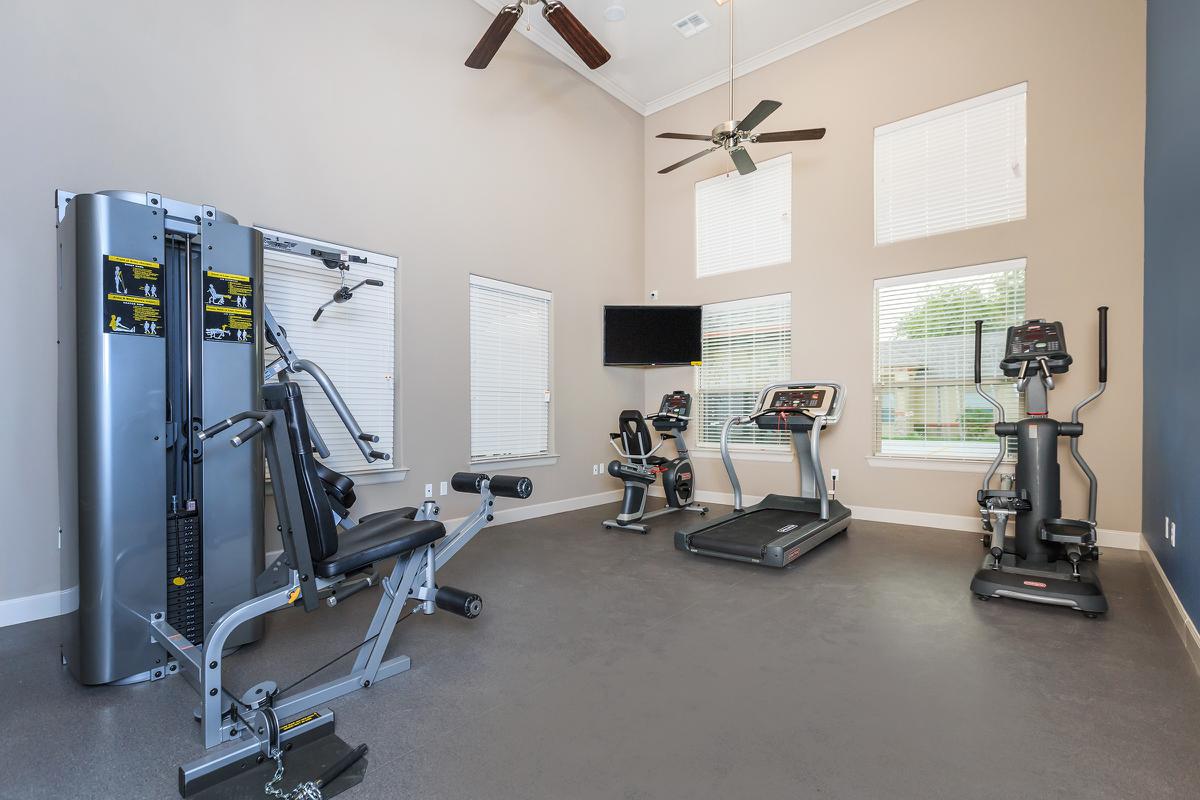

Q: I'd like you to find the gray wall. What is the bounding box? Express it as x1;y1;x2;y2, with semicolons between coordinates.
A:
1143;0;1200;618
0;0;645;604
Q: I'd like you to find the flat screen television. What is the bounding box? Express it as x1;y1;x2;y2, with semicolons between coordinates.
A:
604;305;702;366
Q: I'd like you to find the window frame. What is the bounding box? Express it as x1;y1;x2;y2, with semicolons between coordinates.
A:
695;153;793;279
468;274;555;466
874;82;1028;246
871;259;1027;466
695;292;793;455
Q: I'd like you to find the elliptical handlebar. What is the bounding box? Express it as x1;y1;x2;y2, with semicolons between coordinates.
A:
1098;305;1109;385
974;320;983;385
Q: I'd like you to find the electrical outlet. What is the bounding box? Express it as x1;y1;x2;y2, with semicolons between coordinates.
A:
439;481;448;496
593;463;601;475
424;483;433;499
1171;521;1177;548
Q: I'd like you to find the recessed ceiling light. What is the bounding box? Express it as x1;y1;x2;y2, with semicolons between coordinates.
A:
604;3;626;21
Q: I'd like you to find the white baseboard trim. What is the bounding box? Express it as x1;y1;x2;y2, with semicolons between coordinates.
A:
0;585;78;628
2;490;624;629
683;490;1142;551
1141;538;1200;676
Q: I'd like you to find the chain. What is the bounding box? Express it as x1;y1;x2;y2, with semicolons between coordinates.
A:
264;750;323;800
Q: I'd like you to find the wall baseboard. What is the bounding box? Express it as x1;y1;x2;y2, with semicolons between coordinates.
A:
0;586;78;628
0;490;625;629
1141;538;1200;677
680;489;1143;551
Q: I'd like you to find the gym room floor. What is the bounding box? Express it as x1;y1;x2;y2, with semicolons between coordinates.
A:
3;503;1198;800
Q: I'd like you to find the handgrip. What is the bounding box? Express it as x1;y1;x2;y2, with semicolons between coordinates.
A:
974;320;983;385
366;279;384;287
1097;306;1108;384
230;418;270;447
489;475;534;499
316;743;368;790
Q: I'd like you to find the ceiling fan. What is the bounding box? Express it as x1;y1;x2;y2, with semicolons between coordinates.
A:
466;0;612;71
657;0;826;176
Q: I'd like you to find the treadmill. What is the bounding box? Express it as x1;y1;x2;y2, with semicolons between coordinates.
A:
675;382;850;568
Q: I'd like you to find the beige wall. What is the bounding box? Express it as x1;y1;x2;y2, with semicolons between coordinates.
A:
643;0;1146;532
0;0;644;603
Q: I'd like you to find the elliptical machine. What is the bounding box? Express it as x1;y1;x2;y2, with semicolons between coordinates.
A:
603;391;708;534
970;307;1109;616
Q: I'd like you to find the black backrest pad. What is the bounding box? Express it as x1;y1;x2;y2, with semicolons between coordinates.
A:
262;382;340;562
618;410;652;463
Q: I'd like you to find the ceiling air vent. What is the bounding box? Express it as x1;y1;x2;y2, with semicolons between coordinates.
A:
673;12;711;39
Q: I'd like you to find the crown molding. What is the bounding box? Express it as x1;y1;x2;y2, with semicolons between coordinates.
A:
643;0;920;115
470;0;647;114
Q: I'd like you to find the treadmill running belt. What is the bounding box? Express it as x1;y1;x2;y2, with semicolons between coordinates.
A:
687;508;822;560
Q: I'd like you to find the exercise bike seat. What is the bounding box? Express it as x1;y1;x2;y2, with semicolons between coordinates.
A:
1039;518;1096;546
645;456;669;467
316;514;444;579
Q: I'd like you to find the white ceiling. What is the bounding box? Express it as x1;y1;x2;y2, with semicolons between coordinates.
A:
470;0;918;115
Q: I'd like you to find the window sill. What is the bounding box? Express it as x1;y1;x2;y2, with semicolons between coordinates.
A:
268;465;410;494
866;456;1013;474
470;454;560;470
693;448;794;463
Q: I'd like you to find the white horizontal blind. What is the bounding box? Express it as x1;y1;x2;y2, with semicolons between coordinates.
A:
698;293;792;449
873;260;1026;461
261;243;397;476
696;153;792;278
470;276;551;461
875;83;1027;245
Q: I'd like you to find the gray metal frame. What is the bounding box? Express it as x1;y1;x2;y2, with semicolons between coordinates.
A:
157;410;509;790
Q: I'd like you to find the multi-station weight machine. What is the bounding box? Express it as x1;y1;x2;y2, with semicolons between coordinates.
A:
56;190;533;796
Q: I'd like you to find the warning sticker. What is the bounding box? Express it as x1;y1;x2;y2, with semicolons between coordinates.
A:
203;270;255;344
103;255;164;337
279;712;321;734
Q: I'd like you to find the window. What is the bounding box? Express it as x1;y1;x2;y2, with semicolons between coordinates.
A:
697;293;792;450
259;229;397;476
875;83;1027;245
696;153;792;278
469;276;552;462
873;259;1026;462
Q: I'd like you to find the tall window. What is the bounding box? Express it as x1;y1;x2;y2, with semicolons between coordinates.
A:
873;260;1026;462
875;83;1027;245
469;275;552;462
260;230;396;476
696;153;792;278
697;293;792;450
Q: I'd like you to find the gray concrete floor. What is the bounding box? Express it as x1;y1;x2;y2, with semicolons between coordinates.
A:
2;502;1199;799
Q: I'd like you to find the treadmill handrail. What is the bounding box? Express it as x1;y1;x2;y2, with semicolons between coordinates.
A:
720;415;753;511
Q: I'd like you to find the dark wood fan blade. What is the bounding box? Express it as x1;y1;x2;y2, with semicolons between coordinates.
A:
753;128;827;143
465;5;522;69
543;1;612;69
738;100;783;133
729;147;757;176
659;147;719;175
657;133;715;141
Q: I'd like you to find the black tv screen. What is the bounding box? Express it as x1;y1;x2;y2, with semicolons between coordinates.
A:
604;306;702;366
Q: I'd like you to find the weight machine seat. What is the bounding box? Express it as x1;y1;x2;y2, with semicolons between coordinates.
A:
359;507;419;524
315;515;445;579
316;463;357;509
262;381;446;582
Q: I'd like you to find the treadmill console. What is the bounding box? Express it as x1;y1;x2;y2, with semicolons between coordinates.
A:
755;384;838;431
651;391;692;431
1001;320;1072;376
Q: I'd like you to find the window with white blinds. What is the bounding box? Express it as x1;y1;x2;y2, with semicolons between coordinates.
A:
696;153;792;278
259;232;397;476
697;293;792;450
873;259;1026;462
469;276;552;462
875;83;1027;246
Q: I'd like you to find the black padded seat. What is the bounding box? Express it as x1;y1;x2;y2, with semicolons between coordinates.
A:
358;507;419;524
316;515;445;579
645;456;668;467
315;463;357;509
